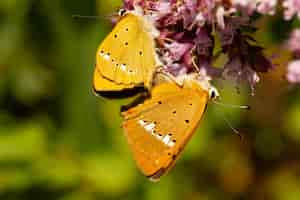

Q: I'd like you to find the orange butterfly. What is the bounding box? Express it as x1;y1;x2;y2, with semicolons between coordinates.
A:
121;74;219;181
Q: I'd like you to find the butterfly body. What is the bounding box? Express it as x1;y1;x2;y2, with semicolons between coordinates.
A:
122;76;216;180
93;9;160;98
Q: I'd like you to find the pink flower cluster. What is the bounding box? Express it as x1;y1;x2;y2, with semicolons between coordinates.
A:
123;0;300;88
283;0;300;20
233;0;300;20
286;29;300;83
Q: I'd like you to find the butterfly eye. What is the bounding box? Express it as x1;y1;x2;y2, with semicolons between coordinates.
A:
209;87;219;100
118;9;127;17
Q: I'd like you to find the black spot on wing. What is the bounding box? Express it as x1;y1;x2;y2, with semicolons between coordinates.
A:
172;154;176;160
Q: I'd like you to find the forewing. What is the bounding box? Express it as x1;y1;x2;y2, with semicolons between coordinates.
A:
96;14;157;87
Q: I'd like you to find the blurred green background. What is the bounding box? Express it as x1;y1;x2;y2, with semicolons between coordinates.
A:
0;0;300;199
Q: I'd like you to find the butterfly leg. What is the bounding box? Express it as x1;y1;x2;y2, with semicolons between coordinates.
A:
154;67;184;87
192;55;200;73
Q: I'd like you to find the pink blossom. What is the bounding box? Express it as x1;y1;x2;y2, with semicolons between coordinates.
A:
223;34;274;92
147;1;172;20
165;42;193;61
285;29;300;83
286;60;300;83
231;0;257;14
224;56;260;94
282;0;300;20
257;0;278;15
121;0;276;92
286;28;300;57
231;0;278;15
123;0;135;10
194;28;214;57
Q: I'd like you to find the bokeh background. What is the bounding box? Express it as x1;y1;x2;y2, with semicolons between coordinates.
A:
0;0;300;199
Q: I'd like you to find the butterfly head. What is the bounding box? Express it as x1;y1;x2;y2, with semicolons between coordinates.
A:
178;73;220;101
192;71;220;101
118;9;127;17
208;86;219;100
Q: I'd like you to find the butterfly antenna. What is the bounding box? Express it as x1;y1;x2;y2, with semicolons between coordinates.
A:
192;55;201;73
72;15;103;20
220;112;244;141
212;100;251;110
155;67;183;87
72;12;118;21
211;99;249;141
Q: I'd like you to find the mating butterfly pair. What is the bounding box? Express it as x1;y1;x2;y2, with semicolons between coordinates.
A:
92;9;218;181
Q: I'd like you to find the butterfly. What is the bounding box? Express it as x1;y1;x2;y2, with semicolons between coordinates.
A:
121;74;219;181
93;8;160;98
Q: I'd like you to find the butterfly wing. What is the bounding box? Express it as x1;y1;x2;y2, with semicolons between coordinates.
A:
96;13;157;88
93;67;134;91
93;67;147;98
122;81;209;180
